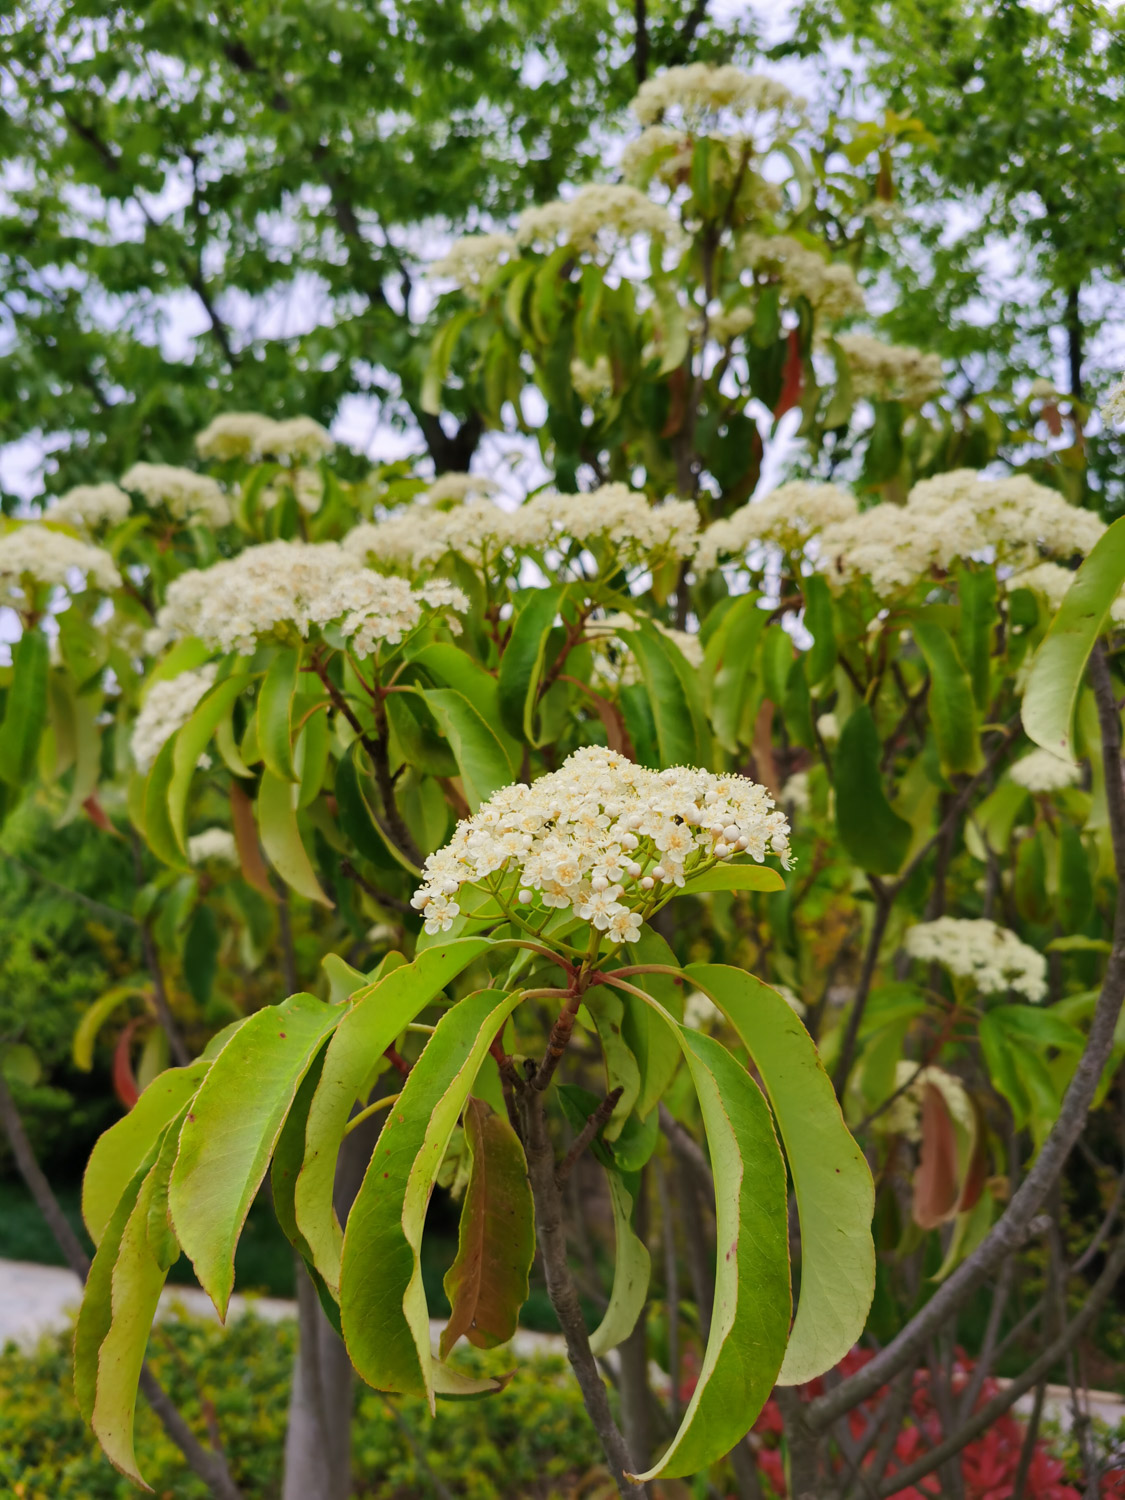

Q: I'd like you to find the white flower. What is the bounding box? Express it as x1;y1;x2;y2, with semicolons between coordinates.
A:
696;481;857;571
155;540;467;656
1009;748;1081;794
780;771;810;817
131;666;218;773
684;990;721;1030
621;125;693;187
428;233;520;294
0;524;121;607
835;333;943;404
422;473;499;506
195;413;333;464
120;463;231;527
1101;377;1125;427
187;828;239;866
816;713;839;745
633;65;804;128
588;612;702;688
740;235;865;320
903;917;1047;1003
516;185;676;256
46;483;131;532
412;745;790;936
571;355;613;404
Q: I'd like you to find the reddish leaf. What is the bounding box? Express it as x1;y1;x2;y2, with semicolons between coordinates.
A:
439;1097;535;1357
112;1018;142;1110
912;1082;960;1229
661;366;689;438
83;794;116;834
773;329;804;420
230;781;278;902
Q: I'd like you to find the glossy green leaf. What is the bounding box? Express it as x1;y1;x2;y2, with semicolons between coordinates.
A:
257;768;333;906
912;620;982;775
703;593;766;753
629;1022;790;1483
835;705;911;874
296;703;330;808
497;585;565;742
140;737;188;869
340;986;523;1406
621;928;683;1119
440;1097;534;1356
804;573;837;686
422;687;513;810
678;862;785;896
169;992;340;1316
0;628;49;788
1023;516;1125;759
57;689;101;826
410;642;519;770
168;674;251;852
627;620;710;767
333;742;402;875
685;964;875;1385
588;1169;650;1357
958;566;996;711
1058;823;1094;931
295;938;492;1290
258;648;301;781
182;903;220;1007
82;1062;209;1245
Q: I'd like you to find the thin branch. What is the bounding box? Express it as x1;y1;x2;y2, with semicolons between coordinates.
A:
832;879;893;1096
557;1086;623;1186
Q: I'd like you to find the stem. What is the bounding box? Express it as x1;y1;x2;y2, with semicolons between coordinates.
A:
516;1085;643;1495
831;880;892;1097
556;1086;623;1186
342;1093;400;1137
0;1072;243;1500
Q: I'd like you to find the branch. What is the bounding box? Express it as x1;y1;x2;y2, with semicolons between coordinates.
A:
808;643;1125;1431
668;0;710;64
557;1086;623;1186
634;0;650;85
832;879;893;1096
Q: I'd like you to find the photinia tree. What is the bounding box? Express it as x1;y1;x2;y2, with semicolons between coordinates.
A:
1;61;1124;1500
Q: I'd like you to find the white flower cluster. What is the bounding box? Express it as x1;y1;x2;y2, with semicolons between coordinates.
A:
194;413;334;464
740;235;865;321
1008;561;1125;626
817;471;1108;597
1101;377;1125;427
835;333;944;404
587;612;703;688
46;483;131;532
1009;748;1081;793
428;233;520;294
696;481;858;571
423;473;499;506
261;468;324;515
120;464;231;527
131;665;218;774
571;355;614;404
187;827;239;866
0;524;121;606
633;65;804;128
345;485;699;574
154;540;468;656
620;125;694;187
412;745;790;936
903;917;1046;1003
516;185;675;256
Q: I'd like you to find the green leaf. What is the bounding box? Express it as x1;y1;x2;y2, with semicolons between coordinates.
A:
626;620;710;767
834;705;911;874
804;573;837;685
89;1152;174;1484
295;938;493;1290
140;737;187;869
439;1097;534;1356
168;992;340;1316
421;306;475;415
168;674;251;853
257;648;301;782
0;629;49;788
989;1004;1086;1051
333;742;402;875
497;585;566;742
183;904;220;1007
73;985;149;1072
958;566;996;711
684;964;875;1385
703;594;766;753
622;928;683;1119
1023;516;1125;759
422;687;514;810
57;690;102;826
678;862;785;896
82;1063;209;1245
630;1024;790;1483
912;620;982;776
588;1169;650;1358
409;642;519;770
340;986;523;1406
979;1011;1031;1127
257;768;333;906
1058;823;1094;931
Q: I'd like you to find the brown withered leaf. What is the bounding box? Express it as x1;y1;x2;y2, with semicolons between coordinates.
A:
230;781;278;901
440;1097;535;1357
912;1082;960;1229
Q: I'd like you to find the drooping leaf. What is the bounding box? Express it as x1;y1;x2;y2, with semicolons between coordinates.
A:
73;985;149;1073
703;594;766;752
140;737;188;869
257;647;301;781
440;1097;534;1356
0;628;49;789
168;992;340;1315
957;566;997;711
803;573;837;686
340;987;523;1407
229;780;278;900
422;687;513;810
834;705;911;874
333;742;403;875
683;964;874;1385
626;620;710;767
1023;516;1125;759
912;1082;960;1229
497;585;566;742
588;1169;650;1358
168;674;251;853
912;620;982;776
182;904;220;1008
295;938;492;1290
256;768;333;906
82;1061;209;1245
